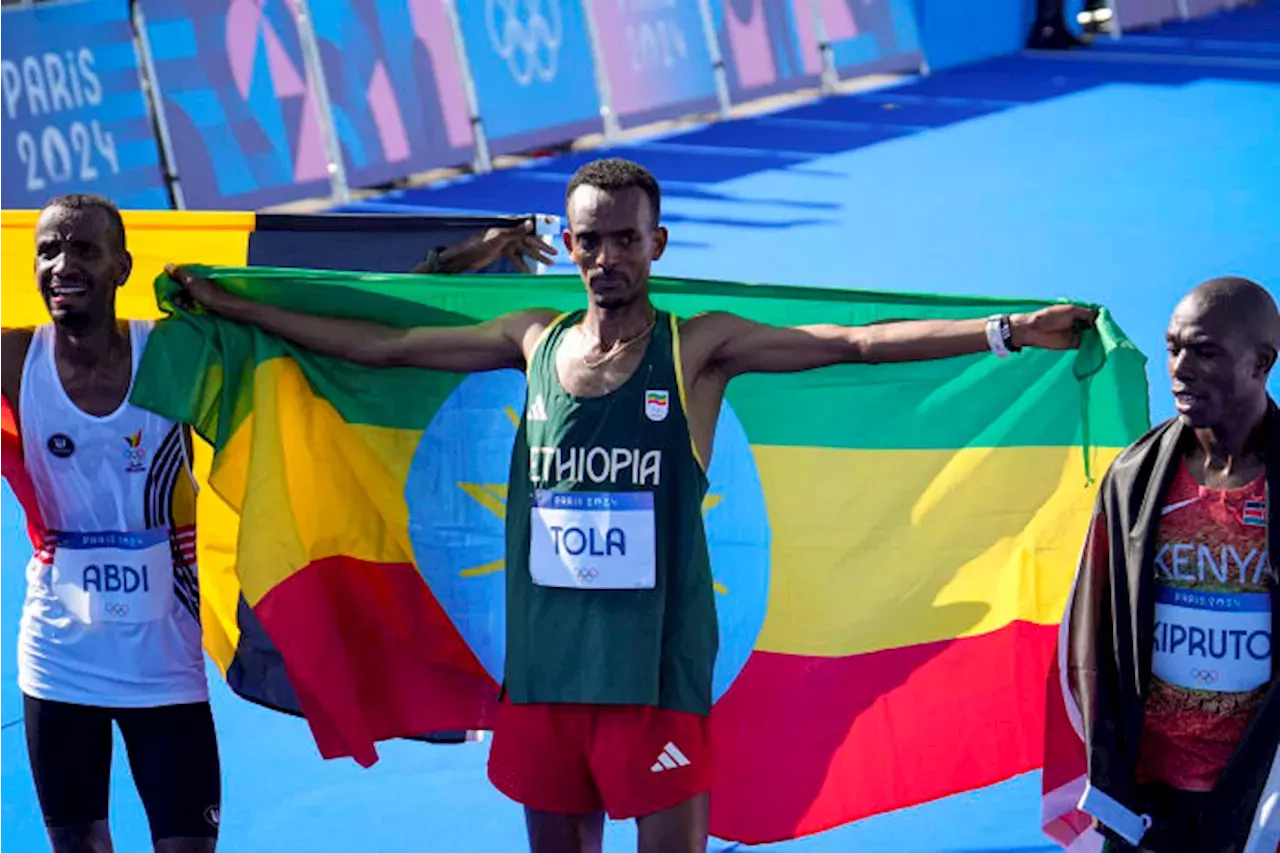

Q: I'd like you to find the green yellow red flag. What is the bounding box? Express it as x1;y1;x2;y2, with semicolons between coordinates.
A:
125;263;1149;843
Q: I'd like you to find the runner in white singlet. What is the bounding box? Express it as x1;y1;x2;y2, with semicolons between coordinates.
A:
18;318;206;703
2;195;221;853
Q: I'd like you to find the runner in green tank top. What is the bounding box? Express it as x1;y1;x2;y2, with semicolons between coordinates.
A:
173;158;1097;853
505;305;717;717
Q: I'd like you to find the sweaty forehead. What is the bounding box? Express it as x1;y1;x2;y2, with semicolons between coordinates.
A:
567;185;650;231
1167;298;1237;342
35;206;109;243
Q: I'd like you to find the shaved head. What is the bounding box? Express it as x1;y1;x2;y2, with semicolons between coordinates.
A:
1167;277;1277;429
1178;276;1279;351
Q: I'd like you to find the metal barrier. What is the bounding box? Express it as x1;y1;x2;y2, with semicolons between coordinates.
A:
1;0;1240;210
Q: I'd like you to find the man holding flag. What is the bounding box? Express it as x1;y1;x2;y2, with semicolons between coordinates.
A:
168;157;1095;853
2;194;220;853
1047;277;1278;853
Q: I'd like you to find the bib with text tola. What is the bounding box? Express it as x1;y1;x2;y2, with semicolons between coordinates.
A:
530;490;656;589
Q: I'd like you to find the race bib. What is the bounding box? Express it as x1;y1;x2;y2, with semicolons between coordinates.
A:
51;530;175;625
1152;585;1271;693
530;491;656;589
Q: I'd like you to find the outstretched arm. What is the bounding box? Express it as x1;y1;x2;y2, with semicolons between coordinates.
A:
685;304;1096;378
167;265;554;373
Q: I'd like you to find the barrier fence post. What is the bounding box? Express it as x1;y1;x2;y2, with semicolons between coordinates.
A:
808;0;840;95
443;0;493;174
696;0;733;117
1100;0;1121;37
581;0;622;140
534;213;561;275
292;0;350;203
131;0;186;210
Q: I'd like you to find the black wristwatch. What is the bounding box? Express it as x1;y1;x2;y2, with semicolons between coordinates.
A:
413;247;447;275
1001;314;1020;353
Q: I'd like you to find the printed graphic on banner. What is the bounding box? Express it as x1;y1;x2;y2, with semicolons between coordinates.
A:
709;0;921;101
710;0;818;100
1111;0;1180;29
454;0;602;155
1;0;169;209
307;0;474;189
1182;0;1234;19
818;0;922;78
587;0;720;127
137;0;331;210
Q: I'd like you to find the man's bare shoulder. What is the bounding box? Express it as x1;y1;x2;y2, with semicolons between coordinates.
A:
1;327;36;410
677;311;753;359
500;307;563;362
677;311;745;340
502;307;562;336
2;327;35;367
509;307;562;325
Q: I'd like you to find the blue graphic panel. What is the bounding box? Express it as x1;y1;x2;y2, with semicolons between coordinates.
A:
589;0;722;128
307;0;475;189
407;370;770;701
454;0;603;156
825;0;924;79
1;0;169;209
137;0;333;210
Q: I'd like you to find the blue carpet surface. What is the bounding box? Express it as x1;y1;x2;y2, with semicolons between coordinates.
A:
4;4;1278;850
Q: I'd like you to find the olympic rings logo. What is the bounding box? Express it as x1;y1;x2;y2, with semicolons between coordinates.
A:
575;567;599;583
1190;668;1219;686
486;0;563;86
104;602;130;618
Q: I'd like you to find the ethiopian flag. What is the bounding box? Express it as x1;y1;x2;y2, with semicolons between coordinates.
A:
130;264;1149;844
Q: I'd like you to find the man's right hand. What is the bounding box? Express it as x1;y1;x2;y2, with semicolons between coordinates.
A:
425;220;558;275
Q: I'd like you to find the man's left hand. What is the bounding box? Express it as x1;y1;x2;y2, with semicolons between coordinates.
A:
1011;304;1098;350
433;221;558;274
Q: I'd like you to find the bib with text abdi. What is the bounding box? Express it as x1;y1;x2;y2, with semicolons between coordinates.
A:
51;529;174;624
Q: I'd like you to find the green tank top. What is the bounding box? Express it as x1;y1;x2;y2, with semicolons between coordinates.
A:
503;309;718;715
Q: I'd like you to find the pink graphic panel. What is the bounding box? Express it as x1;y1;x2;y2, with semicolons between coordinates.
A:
408;0;473;150
367;62;411;163
307;0;475;188
726;2;780;89
586;0;721;127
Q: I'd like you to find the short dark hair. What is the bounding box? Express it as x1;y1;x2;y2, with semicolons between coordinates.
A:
42;193;127;253
565;158;661;224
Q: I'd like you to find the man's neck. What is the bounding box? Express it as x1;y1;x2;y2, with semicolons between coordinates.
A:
582;299;655;349
54;316;127;371
1192;394;1269;476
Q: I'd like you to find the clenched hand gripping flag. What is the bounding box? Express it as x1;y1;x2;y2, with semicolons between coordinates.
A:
122;265;1150;844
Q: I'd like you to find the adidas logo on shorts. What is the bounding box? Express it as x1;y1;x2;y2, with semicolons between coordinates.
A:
650;741;691;773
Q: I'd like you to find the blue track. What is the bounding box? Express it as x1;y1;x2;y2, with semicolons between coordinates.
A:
4;4;1279;850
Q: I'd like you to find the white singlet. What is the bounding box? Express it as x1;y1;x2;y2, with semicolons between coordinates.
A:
17;321;207;707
